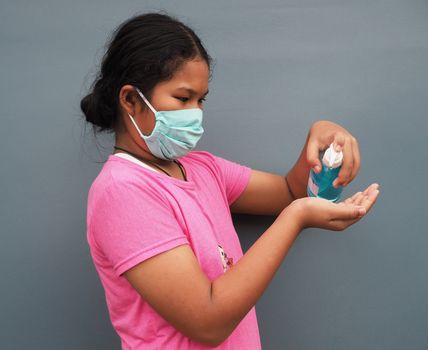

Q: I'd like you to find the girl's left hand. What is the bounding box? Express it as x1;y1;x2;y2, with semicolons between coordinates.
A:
306;120;361;188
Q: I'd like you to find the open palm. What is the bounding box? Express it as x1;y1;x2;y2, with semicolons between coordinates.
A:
294;183;380;231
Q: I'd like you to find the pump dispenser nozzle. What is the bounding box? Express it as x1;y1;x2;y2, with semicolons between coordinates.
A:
307;143;344;202
322;143;344;169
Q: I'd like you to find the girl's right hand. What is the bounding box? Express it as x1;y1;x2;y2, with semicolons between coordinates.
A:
289;183;380;231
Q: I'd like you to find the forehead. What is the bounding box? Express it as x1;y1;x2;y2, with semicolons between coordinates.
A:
158;59;209;92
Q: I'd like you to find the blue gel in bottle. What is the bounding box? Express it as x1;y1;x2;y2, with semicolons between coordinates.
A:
307;143;344;202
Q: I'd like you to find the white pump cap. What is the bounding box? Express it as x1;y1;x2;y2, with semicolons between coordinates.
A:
322;143;343;168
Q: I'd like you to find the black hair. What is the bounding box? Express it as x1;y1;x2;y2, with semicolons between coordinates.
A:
80;12;212;133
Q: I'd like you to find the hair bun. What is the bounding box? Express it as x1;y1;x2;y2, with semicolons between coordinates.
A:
80;93;94;122
80;82;116;132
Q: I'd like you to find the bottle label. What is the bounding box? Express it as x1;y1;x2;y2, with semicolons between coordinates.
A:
308;171;319;196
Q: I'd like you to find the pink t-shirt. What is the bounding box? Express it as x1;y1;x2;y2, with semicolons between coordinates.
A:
86;150;262;349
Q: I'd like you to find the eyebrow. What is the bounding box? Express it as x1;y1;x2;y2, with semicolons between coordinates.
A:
175;87;209;96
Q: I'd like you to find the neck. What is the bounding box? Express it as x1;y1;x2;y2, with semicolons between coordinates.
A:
113;142;173;167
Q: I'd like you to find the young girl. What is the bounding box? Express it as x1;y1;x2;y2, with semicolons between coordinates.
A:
81;13;379;350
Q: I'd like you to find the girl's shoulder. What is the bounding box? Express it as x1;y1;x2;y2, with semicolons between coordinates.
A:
182;149;216;163
182;150;227;177
87;155;167;203
183;149;230;170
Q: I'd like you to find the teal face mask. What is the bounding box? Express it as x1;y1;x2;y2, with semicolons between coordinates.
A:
127;87;204;160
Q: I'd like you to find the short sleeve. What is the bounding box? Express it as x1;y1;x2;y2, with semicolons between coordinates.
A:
210;153;252;206
89;180;189;277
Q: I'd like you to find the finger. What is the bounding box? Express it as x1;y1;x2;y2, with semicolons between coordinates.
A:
360;183;380;201
344;183;378;204
360;188;380;212
344;191;363;205
368;183;380;192
363;186;370;196
343;137;358;186
354;192;366;206
349;137;361;182
361;183;379;195
336;184;380;226
342;186;380;222
334;137;354;188
306;139;322;173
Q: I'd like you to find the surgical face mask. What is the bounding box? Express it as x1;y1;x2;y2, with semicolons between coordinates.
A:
127;87;204;160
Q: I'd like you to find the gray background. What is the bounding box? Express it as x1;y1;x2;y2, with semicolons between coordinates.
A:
1;0;427;349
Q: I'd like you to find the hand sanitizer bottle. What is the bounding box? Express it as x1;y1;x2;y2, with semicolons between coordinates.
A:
307;143;344;202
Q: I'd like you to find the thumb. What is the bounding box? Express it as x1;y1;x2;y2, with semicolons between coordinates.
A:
336;204;366;220
306;140;322;173
332;132;346;152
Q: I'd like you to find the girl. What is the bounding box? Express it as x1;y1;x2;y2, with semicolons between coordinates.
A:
81;13;379;350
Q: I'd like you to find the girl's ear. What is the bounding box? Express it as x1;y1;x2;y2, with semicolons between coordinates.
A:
119;85;141;115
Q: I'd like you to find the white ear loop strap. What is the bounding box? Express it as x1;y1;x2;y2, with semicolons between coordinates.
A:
135;87;157;114
127;87;158;139
127;113;145;138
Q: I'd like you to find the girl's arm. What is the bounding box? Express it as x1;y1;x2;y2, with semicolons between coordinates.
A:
124;207;301;347
230;121;362;216
124;185;378;347
229;168;296;216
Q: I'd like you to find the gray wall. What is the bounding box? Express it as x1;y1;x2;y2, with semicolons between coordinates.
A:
1;1;427;349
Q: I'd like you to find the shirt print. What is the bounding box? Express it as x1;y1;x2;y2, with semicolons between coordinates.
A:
218;244;234;272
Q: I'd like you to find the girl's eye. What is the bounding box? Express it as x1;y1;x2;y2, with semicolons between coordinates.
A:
175;97;189;102
198;97;207;103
